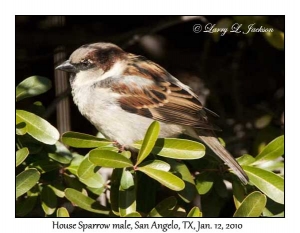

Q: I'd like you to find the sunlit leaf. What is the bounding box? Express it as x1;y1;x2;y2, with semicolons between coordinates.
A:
16;76;51;101
41;185;57;215
233;191;266;217
120;170;134;190
65;188;109;215
136;121;160;166
243;166;284;204
133;138;205;160
56;207;69;217
254;135;284;164
195;172;215;195
16;169;40;198
62;131;112;148
137;167;184;191
16;147;29;167
149;196;177;217
263;28;284;50
138;160;170;171
187;207;202;217
16;110;59;145
89;150;133;168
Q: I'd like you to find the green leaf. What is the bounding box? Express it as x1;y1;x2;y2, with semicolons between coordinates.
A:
41;185;57;215
243;166;284;204
187;207;202;217
89;150;133;168
236;154;256;166
110;169;122;216
137;167;184;191
62;131;112;148
232;179;246;209
48;153;71;165
255;115;272;129
64;188;109;215
263;28;284;50
168;160;197;203
16;76;52;101
16;185;39;216
124;212;141;217
136;121;160;165
16;168;40;198
133;138;205;160
233;191;267;217
254;135;284;164
28;159;61;174
79;172;104;189
139;160;170;171
16;110;59;145
16;122;27;135
120;170;134;190
195;172;215;195
16;147;29;167
77;154;99;180
66;153;84;175
57;207;69;217
149;196;177;217
119;186;136;217
48;182;65;198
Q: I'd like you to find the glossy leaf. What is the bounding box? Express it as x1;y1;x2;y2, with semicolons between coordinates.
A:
79;172;104;189
120;170;134;190
169;160;197;203
124;212;142;217
136;121;160;165
16;168;40;198
16;147;29;167
16;76;51;101
195;172;215;195
236;154;256;166
232;179;246;208
66;153;84;175
16;122;27;135
110;169;122;216
57;207;70;217
137;167;184;191
263;28;284;50
48;182;65;198
119;186;136;217
89;150;133;168
48;153;71;165
243;166;284;204
187;207;202;217
16;110;59;145
28;159;61;174
149;196;177;217
254;135;284;164
62;131;112;148
65;188;109;215
133;138;205;160
77;154;99;180
16;186;39;216
41;185;57;215
139;160;170;172
233;191;267;217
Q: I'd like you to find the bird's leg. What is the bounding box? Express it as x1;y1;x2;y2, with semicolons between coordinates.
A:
113;141;125;152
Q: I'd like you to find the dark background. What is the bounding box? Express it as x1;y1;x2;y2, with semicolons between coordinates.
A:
16;15;284;160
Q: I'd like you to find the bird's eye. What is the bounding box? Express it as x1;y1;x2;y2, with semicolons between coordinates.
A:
79;59;94;70
81;59;90;67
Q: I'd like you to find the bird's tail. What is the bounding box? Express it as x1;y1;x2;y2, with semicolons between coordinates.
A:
199;135;249;185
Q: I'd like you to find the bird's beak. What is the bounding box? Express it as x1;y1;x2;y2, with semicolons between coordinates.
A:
56;60;77;73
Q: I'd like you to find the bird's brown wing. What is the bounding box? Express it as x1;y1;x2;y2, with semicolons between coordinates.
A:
98;54;219;130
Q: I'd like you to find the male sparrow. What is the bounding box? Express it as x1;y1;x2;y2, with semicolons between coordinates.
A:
56;42;249;184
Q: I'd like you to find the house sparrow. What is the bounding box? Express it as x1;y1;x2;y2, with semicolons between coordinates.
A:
56;42;248;184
